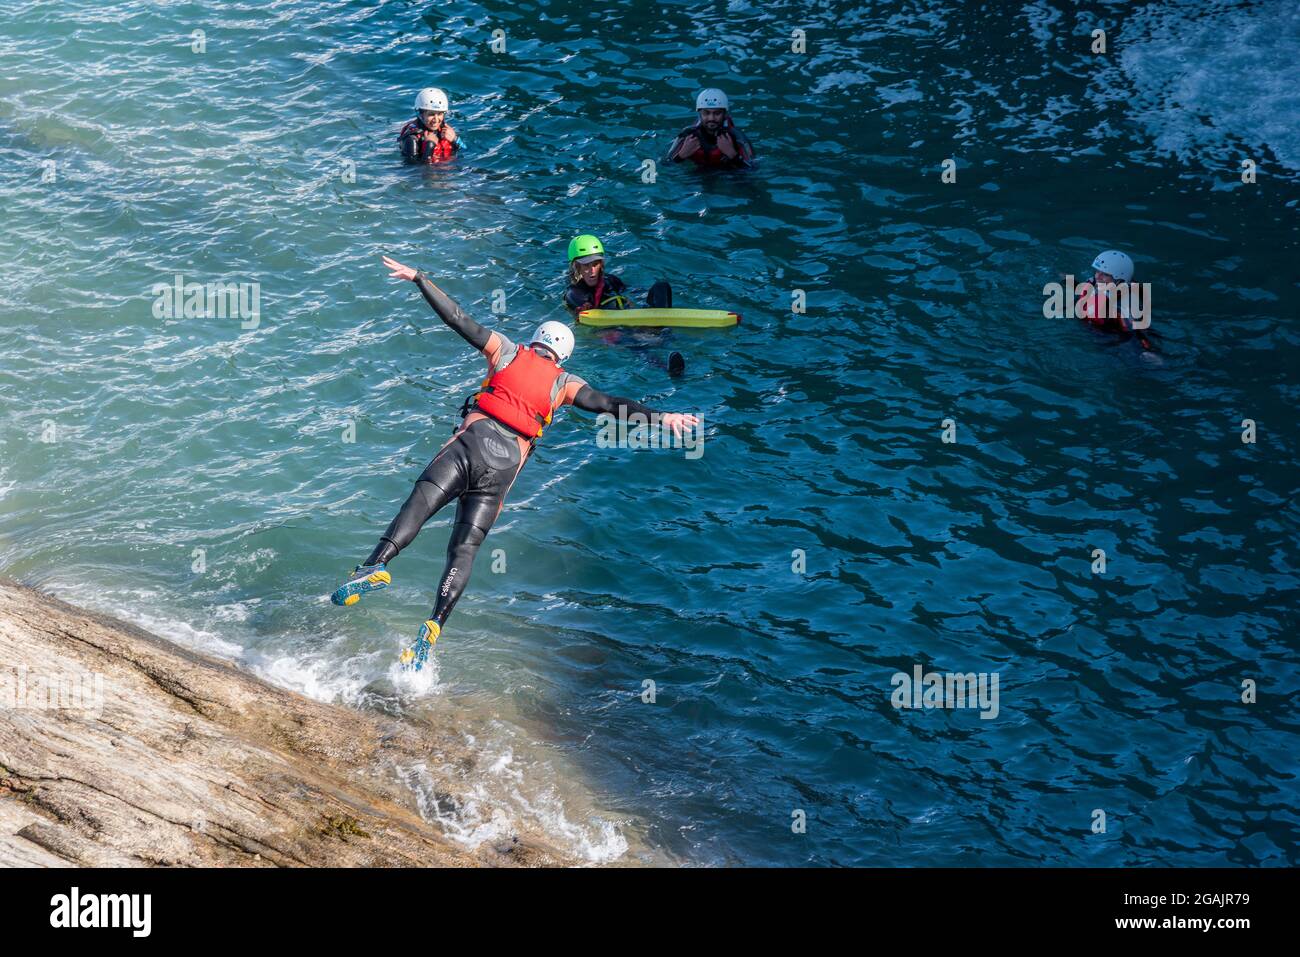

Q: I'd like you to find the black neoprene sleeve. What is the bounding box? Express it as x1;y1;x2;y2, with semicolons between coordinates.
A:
413;272;491;350
573;385;658;419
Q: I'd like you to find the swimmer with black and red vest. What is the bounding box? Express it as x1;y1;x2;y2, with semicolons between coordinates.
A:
399;87;460;164
664;88;754;169
1074;249;1155;350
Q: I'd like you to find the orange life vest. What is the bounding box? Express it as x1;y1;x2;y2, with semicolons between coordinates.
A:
473;345;563;439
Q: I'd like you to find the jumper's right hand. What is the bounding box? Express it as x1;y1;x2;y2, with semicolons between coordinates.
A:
382;255;418;282
678;135;701;158
661;412;700;439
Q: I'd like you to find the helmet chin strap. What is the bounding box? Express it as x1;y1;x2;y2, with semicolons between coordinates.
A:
532;344;559;362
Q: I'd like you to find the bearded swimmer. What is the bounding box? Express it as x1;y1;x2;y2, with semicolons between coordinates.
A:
664;88;754;168
331;256;700;669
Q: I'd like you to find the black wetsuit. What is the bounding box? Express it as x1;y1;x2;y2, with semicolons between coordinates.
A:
563;274;673;311
364;273;660;627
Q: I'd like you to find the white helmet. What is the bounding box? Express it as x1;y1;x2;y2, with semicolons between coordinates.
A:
414;87;449;113
1091;250;1134;282
531;321;574;363
695;88;729;111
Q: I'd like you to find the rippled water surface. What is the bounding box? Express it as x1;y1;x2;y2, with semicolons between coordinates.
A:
2;0;1298;865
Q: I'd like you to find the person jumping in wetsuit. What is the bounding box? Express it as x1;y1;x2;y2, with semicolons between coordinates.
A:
564;233;685;377
399;87;460;164
331;255;699;669
664;88;754;169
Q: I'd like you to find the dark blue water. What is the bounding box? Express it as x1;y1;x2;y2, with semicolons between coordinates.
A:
1;0;1297;864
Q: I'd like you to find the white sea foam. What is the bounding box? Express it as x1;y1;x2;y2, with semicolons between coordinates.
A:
251;650;375;707
396;730;629;864
210;599;260;623
1116;0;1300;171
388;648;443;697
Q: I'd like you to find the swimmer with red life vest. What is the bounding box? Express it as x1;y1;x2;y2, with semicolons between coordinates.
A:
665;88;754;168
399;87;459;164
564;233;685;377
331;255;699;669
1074;249;1154;350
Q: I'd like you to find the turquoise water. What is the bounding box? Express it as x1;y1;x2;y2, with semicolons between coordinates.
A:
2;0;1297;865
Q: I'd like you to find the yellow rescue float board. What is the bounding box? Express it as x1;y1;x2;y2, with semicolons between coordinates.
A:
577;308;740;328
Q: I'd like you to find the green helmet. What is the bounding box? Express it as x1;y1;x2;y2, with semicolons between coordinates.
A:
567;234;605;263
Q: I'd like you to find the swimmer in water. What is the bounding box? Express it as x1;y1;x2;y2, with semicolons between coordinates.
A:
564;234;685;377
664;88;754;169
331;256;700;669
399;87;459;164
1075;249;1153;350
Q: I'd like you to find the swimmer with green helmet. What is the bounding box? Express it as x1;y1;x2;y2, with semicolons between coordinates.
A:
563;234;685;376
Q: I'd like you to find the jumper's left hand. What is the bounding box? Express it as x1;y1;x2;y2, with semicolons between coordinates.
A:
382;256;418;282
661;412;701;439
717;133;738;159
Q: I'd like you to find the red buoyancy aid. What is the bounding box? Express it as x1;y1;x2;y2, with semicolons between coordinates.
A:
689;117;742;167
1076;285;1127;331
427;137;454;161
401;120;455;162
473;345;563;439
